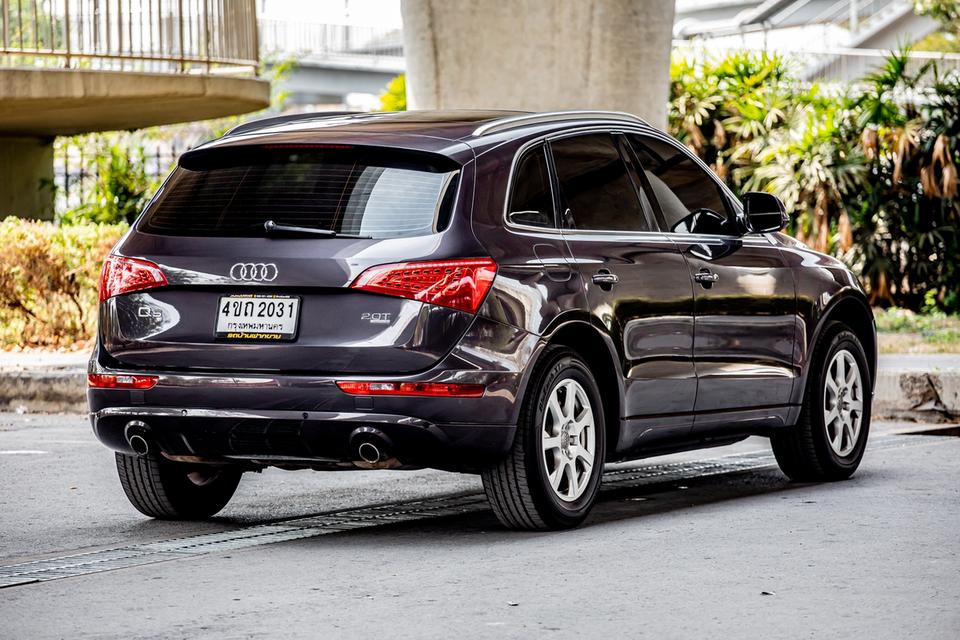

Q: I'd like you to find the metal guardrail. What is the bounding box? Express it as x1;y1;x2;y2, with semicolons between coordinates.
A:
258;18;403;61
799;47;960;83
674;41;960;84
0;0;259;74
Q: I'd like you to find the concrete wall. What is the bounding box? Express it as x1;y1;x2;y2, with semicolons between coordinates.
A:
0;137;54;220
401;0;676;129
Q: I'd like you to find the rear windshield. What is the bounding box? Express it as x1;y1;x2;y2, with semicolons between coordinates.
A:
139;146;461;238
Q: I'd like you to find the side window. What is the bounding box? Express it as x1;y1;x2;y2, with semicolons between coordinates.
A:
507;144;555;228
627;134;732;234
550;133;652;232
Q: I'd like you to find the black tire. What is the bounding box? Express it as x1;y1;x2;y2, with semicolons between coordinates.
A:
772;322;872;482
481;345;606;530
115;452;242;519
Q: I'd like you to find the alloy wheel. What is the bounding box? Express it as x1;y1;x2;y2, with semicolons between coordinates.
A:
541;378;596;502
823;349;864;457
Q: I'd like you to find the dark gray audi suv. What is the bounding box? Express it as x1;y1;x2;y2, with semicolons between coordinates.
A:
89;110;876;530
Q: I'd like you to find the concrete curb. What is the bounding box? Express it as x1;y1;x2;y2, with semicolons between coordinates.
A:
1;362;957;421
873;369;959;423
0;370;87;413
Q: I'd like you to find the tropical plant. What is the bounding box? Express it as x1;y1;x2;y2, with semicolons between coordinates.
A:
743;103;867;253
669;48;960;313
846;57;960;310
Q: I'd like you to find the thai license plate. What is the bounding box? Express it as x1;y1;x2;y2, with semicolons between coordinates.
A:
215;295;300;341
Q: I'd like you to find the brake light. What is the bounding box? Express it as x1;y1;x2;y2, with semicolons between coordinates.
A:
336;381;485;398
349;258;497;313
99;255;167;302
87;374;158;389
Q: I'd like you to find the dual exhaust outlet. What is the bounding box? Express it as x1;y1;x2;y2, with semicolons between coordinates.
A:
124;420;397;468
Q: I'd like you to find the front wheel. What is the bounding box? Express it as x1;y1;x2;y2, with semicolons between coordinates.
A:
772;323;872;482
482;346;606;530
116;452;243;519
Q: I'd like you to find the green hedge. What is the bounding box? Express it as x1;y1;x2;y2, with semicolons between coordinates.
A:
0;217;128;348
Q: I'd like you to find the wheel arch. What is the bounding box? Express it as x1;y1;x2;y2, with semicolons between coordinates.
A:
535;320;625;462
805;291;877;392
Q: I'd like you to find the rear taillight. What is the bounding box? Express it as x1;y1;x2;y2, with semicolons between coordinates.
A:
336;381;485;397
99;255;167;302
87;374;158;389
349;258;497;314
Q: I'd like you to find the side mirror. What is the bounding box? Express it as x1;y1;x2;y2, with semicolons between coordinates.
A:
741;192;788;234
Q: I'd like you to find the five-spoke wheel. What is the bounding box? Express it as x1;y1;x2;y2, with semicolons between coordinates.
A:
482;346;605;530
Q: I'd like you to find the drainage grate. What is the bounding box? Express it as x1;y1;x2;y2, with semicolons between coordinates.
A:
0;434;918;589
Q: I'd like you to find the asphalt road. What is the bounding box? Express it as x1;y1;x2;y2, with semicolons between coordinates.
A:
1;413;958;639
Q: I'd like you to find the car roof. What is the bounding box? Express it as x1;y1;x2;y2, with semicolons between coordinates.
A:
190;110;655;161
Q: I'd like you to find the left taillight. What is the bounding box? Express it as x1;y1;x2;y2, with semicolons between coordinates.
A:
349;258;497;314
87;374;158;389
99;255;167;302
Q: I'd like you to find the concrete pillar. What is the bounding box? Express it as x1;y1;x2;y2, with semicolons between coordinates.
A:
0;137;55;220
401;0;676;129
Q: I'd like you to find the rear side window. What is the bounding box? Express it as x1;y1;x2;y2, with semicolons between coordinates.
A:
507;144;555;228
550;133;651;232
140;147;460;238
627;134;731;232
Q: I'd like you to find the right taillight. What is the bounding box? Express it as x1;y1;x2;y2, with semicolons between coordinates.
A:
349;258;497;314
99;255;168;302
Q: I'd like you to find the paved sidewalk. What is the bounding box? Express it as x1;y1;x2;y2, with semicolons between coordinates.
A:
0;350;957;420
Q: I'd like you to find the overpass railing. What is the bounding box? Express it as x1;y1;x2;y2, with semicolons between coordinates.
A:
258;19;403;63
1;0;259;74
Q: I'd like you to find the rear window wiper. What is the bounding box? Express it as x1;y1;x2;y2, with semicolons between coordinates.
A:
262;220;371;239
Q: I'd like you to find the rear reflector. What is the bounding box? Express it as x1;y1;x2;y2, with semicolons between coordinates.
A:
349;258;497;314
336;381;485;398
99;255;168;302
88;374;159;390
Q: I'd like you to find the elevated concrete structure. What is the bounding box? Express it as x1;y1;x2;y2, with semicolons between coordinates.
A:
0;69;269;137
400;0;675;130
0;0;269;219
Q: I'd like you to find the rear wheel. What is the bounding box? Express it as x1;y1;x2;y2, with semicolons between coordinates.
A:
115;453;242;519
481;346;605;530
772;323;871;481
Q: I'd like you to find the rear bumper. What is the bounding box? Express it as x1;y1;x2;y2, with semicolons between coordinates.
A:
91;406;514;472
87;328;538;471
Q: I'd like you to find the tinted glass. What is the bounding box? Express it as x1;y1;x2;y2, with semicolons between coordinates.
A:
141;147;459;238
550;134;651;232
627;134;732;233
508;145;555;228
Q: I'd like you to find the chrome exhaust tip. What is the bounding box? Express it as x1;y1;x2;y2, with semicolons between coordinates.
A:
128;434;150;456
357;441;381;464
124;420;151;456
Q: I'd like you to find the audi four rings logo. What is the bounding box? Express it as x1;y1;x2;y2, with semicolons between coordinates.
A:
229;262;278;282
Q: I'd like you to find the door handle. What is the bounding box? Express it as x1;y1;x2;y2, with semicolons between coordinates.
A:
693;269;719;284
592;272;619;286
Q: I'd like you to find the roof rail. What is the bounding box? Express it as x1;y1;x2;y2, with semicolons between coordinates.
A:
472;110;649;137
224;111;365;137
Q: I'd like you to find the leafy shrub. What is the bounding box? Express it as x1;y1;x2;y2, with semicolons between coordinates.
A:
58;137;155;226
379;74;406;111
0;217;127;348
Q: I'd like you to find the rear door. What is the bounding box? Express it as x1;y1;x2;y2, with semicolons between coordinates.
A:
625;133;798;430
102;143;480;374
549;132;696;448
